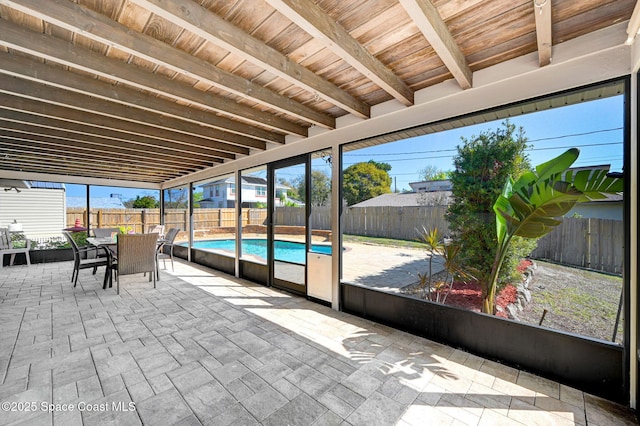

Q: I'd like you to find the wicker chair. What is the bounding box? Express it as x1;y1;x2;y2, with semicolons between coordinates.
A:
93;228;120;238
113;233;159;295
63;231;108;287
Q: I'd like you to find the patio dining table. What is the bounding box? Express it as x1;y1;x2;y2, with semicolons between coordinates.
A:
87;235;166;289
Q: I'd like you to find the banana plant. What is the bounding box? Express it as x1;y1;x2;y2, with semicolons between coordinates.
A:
482;148;623;314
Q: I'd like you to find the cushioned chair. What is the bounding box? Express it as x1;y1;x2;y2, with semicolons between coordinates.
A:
0;228;31;268
113;233;159;295
157;227;180;272
63;231;108;287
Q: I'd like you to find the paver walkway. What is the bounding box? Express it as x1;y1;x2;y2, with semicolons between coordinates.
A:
0;260;637;425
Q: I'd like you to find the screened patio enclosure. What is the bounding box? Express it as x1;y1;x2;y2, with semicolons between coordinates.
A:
1;0;639;409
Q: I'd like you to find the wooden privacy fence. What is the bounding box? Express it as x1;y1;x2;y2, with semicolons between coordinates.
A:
69;208;622;273
68;206;450;240
67;208;268;232
531;217;623;274
342;206;450;240
273;205;450;240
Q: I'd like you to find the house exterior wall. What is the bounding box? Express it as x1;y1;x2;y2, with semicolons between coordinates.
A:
568;203;623;221
0;187;66;238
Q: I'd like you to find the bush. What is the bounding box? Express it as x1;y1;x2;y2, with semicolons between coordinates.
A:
447;121;536;288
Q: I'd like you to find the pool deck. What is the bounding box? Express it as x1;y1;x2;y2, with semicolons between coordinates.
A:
191;234;439;293
0;259;636;425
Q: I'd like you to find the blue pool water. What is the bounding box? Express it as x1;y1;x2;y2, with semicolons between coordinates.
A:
189;239;331;264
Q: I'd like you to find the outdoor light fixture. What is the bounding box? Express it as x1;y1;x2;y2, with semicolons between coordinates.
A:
626;0;640;45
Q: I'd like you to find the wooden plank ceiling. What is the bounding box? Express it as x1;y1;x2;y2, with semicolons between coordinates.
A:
0;0;635;184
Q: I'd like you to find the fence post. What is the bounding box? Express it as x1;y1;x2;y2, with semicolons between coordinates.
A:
587;217;592;269
96;209;102;228
141;210;147;233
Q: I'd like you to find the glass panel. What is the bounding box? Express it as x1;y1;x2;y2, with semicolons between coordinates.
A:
192;174;236;255
163;186;189;245
273;161;306;286
310;150;332;251
90;185;160;234
240;166;267;264
340;88;625;343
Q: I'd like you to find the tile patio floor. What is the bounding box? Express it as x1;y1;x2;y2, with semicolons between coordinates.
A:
0;260;637;426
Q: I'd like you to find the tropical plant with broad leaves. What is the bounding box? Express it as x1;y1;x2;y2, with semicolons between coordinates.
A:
483;148;623;314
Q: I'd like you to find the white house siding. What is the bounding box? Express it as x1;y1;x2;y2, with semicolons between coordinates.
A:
0;188;66;238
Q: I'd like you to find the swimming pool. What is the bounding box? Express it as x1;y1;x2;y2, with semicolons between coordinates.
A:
188;239;331;264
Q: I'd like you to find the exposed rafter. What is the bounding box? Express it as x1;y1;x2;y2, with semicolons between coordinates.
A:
0;0;632;185
0;0;335;129
398;0;472;89
533;0;553;66
0;19;307;137
131;0;370;119
0;53;284;145
265;0;414;106
0;74;266;151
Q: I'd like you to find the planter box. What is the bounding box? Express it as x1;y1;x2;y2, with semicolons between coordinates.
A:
2;248;74;266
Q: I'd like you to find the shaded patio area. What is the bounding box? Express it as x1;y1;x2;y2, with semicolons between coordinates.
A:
0;261;636;425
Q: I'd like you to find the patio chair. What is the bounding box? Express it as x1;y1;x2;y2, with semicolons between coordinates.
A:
93;228;120;238
148;225;165;239
113;233;159;295
0;228;32;268
157;227;180;272
63;231;109;287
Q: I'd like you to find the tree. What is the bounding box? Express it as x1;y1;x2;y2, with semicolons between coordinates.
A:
278;178;300;201
294;170;332;206
165;188;189;209
367;159;392;172
447;120;536;301
486;149;623;314
343;161;392;206
130;195;159;208
419;165;449;181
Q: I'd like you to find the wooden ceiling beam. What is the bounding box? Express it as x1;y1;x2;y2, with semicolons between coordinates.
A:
533;0;553;66
0;127;218;168
1;0;334;129
399;0;472;89
0;93;251;157
265;0;413;106
0;139;205;175
0;52;284;145
0;105;240;161
0;74;266;151
0;18;307;136
131;0;369;120
0;156;178;181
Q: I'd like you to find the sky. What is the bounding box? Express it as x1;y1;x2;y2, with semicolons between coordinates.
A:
66;95;624;199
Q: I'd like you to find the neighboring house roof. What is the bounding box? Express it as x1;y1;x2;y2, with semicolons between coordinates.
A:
351;191;452;207
67;196;126;209
408;180;453;192
242;176;266;185
204;176;289;189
